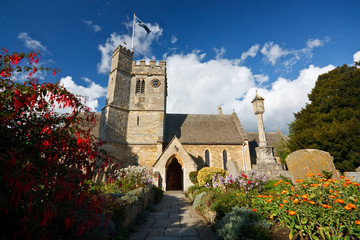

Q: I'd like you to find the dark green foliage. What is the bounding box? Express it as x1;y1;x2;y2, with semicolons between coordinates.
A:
210;191;248;220
187;185;203;196
287;64;360;171
216;206;271;240
189;171;199;185
151;185;163;204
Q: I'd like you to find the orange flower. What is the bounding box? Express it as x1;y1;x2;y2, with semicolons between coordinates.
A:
283;200;288;203
258;195;262;198
293;200;299;204
316;173;322;176
236;193;239;196
309;201;316;205
285;182;290;185
355;199;359;202
310;184;319;187
307;173;314;177
266;199;272;203
302;194;308;199
353;183;359;186
345;178;350;181
329;190;334;193
343;184;349;187
328;195;335;199
328;179;334;183
347;204;356;209
279;204;284;208
302;185;306;188
294;194;299;197
323;182;330;187
252;209;257;212
288;211;296;215
344;205;352;210
295;179;303;182
336;199;345;204
281;190;288;194
340;176;345;179
355;220;360;225
273;183;278;186
322;204;331;209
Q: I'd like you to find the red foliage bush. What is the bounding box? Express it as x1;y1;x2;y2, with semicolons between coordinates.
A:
0;49;113;239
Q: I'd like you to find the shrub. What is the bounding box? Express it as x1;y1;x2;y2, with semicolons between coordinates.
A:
151;185;163;204
210;190;245;220
189;171;199;185
216;206;271;240
197;167;228;187
115;166;153;192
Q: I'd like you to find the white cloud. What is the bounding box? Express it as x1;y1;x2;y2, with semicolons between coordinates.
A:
240;44;260;63
261;42;290;65
260;37;329;69
353;51;360;63
17;32;51;55
171;35;178;44
79;18;101;32
166;50;335;135
166;52;256;115
59;76;107;111
214;47;226;59
97;20;163;74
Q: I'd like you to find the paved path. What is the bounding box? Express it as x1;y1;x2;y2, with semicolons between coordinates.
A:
128;191;216;240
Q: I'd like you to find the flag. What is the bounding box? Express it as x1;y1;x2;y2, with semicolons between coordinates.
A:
136;16;151;33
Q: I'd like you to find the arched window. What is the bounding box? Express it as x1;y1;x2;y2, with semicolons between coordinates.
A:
141;80;145;94
135;79;141;94
134;154;139;166
222;150;227;170
205;150;210;166
137;116;140;126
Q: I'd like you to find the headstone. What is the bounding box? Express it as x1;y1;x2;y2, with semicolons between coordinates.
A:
285;149;340;183
226;160;239;176
344;172;360;183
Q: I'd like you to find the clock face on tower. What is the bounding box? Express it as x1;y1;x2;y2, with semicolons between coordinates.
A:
151;79;161;88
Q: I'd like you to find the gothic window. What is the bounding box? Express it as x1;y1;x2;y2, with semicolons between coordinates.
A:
141;80;145;94
134;154;139;166
205;150;210;166
222;150;227;170
135;79;141;94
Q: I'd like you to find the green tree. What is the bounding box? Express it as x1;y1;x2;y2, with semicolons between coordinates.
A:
287;64;360;172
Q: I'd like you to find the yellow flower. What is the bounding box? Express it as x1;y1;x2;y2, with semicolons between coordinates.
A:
288;211;296;215
302;194;308;199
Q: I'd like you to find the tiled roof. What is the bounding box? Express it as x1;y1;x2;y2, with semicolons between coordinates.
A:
164;113;246;144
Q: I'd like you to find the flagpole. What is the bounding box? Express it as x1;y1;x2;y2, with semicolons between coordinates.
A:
131;13;135;51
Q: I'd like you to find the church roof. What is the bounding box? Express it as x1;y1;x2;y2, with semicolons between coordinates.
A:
164;113;247;145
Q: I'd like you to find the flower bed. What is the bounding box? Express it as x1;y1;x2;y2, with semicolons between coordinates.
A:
187;170;360;239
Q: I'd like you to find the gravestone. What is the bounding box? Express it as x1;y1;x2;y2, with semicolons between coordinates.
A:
344;172;360;183
285;149;340;183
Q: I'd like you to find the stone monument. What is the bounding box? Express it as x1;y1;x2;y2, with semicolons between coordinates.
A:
251;92;289;179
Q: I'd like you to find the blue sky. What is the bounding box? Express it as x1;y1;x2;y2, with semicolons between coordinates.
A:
1;0;360;135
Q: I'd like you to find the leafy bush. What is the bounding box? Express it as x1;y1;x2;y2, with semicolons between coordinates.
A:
115;166;153;192
189;171;199;185
151;185;163;204
192;187;212;201
210;190;246;220
211;170;268;193
216;206;271;240
197;167;228;186
188;185;203;195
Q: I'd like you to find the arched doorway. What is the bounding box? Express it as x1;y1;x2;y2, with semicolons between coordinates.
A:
166;157;183;191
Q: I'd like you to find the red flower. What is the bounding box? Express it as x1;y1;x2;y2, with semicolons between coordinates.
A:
248;181;251;184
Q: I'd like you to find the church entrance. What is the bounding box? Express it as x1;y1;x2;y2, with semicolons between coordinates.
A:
166;157;183;191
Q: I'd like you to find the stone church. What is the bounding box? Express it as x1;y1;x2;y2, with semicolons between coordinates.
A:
97;45;286;191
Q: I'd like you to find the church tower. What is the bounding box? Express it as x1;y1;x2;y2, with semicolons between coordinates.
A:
99;45;167;167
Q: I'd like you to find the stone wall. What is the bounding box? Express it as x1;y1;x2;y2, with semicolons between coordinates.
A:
183;144;252;172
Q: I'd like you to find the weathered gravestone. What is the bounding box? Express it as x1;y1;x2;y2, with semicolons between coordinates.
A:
285;149;340;184
344;172;360;183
